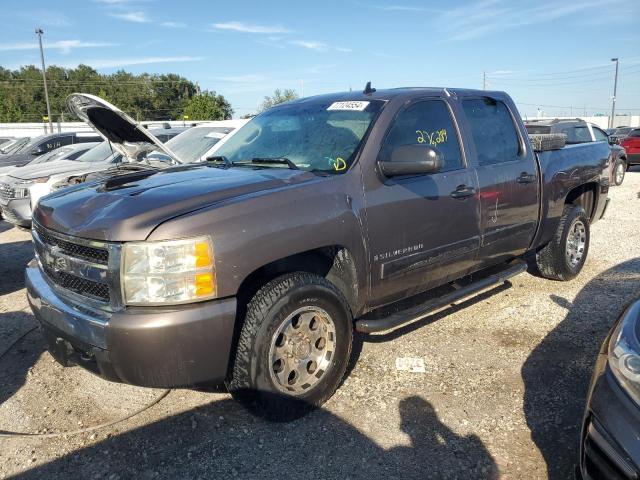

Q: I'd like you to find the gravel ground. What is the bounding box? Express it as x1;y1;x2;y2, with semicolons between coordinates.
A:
1;170;640;480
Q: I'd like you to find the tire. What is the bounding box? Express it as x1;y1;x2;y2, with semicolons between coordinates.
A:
227;272;353;419
535;205;590;281
614;159;626;186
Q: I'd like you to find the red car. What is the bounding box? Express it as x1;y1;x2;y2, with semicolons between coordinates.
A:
620;128;640;168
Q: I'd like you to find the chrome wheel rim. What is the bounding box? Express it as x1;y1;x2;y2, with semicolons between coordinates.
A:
616;163;624;184
268;306;336;395
565;219;586;268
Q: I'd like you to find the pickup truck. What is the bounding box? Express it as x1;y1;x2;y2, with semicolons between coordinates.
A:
26;89;610;414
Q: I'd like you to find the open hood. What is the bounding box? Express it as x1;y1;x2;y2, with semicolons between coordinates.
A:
66;93;182;164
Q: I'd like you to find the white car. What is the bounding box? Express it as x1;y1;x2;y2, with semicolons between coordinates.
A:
144;120;248;164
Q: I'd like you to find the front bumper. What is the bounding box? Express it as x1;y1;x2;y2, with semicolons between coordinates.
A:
1;197;31;228
580;353;640;479
26;261;237;388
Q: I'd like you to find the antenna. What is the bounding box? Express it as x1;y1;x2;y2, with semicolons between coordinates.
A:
363;81;376;95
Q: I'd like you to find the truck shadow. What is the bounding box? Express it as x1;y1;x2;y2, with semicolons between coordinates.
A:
0;315;42;406
0;238;33;295
12;394;498;479
522;258;640;479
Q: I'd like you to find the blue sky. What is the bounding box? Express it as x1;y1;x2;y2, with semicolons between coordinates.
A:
1;0;639;118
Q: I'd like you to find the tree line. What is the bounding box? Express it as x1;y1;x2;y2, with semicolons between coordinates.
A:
0;64;233;122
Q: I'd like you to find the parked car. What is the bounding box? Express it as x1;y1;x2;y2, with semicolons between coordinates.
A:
0;126;185;229
144;120;248;164
0;137;30;156
0;137;14;146
0;132;102;168
580;299;640;480
27;90;610;414
620;129;640;169
609;127;634;145
525;119;628;186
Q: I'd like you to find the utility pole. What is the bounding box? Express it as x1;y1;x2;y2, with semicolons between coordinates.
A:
610;58;619;129
483;71;486;90
35;28;53;134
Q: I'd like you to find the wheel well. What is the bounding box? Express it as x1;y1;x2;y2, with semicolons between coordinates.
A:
235;246;360;316
565;182;597;221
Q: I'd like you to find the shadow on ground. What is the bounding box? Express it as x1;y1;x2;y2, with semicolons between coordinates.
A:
522;258;640;479
0;315;43;407
0;237;33;295
13;393;498;479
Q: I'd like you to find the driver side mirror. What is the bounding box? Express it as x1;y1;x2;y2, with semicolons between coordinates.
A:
377;144;443;176
31;146;45;156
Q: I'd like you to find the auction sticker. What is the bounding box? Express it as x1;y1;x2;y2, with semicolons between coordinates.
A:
327;101;370;111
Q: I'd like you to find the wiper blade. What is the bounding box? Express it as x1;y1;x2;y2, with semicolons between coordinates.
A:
245;157;299;170
205;155;232;167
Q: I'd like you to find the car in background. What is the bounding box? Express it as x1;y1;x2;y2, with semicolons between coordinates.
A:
0;142;98;176
525;119;628;186
580;299;640;480
609;127;634;145
0;125;188;229
0;137;30;156
0;131;102;168
144;120;248;164
0;137;14;147
620;129;640;169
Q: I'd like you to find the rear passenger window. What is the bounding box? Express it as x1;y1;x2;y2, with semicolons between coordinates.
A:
379;100;463;172
462;98;520;166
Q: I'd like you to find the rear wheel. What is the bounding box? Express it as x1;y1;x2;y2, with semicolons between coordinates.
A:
614;159;626;186
535;205;590;281
227;272;352;418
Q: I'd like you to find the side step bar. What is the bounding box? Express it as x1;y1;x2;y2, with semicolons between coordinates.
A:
355;259;528;334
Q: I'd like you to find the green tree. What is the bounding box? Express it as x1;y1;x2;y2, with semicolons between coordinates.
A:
259;88;299;112
183;91;233;120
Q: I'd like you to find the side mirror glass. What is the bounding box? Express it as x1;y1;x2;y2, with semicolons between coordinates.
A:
377;144;443;176
31;147;45;156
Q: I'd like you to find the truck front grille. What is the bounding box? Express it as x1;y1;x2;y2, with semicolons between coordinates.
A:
42;267;110;302
0;182;14;202
33;223;114;305
34;223;109;265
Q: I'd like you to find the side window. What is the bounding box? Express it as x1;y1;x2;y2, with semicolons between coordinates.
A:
379;99;463;172
462;98;520;166
573;126;592;143
42;136;72;152
593;127;608;142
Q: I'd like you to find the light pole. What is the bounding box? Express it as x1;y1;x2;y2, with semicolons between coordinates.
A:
35;28;53;134
610;58;619;129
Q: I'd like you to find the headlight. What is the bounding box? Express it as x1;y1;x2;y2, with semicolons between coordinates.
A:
122;236;216;305
608;300;640;404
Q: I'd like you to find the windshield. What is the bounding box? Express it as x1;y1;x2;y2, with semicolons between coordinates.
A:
28;146;74;165
0;137;30;154
74;141;119;163
214;98;384;173
153;126;234;163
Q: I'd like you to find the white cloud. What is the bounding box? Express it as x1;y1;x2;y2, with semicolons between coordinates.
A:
159;21;186;28
211;21;292;34
109;11;150;23
437;0;624;41
290;40;328;51
61;55;204;69
0;40;116;54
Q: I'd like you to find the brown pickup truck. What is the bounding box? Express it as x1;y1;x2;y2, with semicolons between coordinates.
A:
26;88;610;414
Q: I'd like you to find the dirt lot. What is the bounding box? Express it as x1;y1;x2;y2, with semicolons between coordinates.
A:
1;170;639;480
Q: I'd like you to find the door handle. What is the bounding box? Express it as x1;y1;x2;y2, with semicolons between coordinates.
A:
450;185;476;199
517;172;536;184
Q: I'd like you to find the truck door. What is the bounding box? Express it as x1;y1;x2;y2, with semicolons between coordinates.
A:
460;97;538;264
363;98;481;306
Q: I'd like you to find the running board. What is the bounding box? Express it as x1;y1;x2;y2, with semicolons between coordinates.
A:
355;259;528;334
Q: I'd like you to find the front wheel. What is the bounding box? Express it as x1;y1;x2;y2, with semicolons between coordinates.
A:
614;159;626;186
227;272;352;418
535;205;590;281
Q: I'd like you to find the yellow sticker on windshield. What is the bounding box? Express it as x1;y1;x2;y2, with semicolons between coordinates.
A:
334;157;347;171
416;128;448;145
